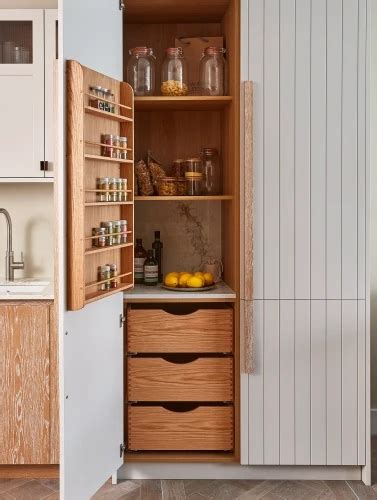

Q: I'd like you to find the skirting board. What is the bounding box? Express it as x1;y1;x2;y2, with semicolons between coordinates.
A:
371;409;377;435
118;464;361;481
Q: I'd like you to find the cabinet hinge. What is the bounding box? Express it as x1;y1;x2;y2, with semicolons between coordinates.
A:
119;314;126;328
119;0;125;10
120;443;126;457
40;160;48;171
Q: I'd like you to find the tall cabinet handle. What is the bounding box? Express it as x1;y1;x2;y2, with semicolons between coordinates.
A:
242;81;254;373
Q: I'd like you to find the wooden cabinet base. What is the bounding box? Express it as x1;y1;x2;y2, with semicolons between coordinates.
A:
127;405;234;452
124;451;236;463
0;465;59;479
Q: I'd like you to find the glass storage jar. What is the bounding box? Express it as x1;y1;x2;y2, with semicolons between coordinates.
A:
161;47;188;96
172;158;186;178
127;47;156;96
199;47;227;96
185;157;203;176
185;172;204;196
157;177;177;196
201;147;221;195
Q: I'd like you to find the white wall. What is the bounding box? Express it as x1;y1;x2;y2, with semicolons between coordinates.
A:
0;0;57;7
0;183;54;279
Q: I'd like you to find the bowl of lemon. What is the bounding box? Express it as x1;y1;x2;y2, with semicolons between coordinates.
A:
163;271;216;292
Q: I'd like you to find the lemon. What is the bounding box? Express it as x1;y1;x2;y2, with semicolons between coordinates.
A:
165;272;179;280
179;271;189;277
194;272;204;279
203;272;214;286
187;276;204;288
164;275;179;287
178;273;192;287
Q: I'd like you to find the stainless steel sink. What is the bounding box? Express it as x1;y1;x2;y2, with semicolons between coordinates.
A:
0;279;49;295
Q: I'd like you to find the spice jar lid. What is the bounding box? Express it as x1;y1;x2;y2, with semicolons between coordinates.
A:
102;134;117;140
186;157;201;163
90;85;103;91
202;147;218;156
185;172;203;179
129;46;150;56
120;220;128;224
166;47;183;56
204;46;226;55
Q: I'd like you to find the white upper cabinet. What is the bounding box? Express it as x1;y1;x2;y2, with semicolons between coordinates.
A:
0;10;57;179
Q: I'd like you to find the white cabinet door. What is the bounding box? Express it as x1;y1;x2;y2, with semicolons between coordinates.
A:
0;10;44;178
44;9;58;178
62;1;124;499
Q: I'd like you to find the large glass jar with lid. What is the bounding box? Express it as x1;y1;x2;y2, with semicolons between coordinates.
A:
201;148;221;195
161;47;188;96
127;47;155;96
199;47;227;96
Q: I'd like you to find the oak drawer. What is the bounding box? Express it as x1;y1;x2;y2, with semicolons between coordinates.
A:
127;405;234;451
126;304;233;353
127;356;233;402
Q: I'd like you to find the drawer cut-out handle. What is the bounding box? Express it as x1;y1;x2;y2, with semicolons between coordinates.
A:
161;403;200;413
161;355;199;364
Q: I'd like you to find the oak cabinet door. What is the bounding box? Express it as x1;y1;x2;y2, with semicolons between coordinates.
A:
0;302;51;464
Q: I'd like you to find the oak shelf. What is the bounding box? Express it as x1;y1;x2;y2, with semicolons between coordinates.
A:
84;105;133;123
85;242;133;256
135;195;233;201
84;154;133;164
85;282;134;305
85;271;133;289
85;201;133;207
134;95;233;111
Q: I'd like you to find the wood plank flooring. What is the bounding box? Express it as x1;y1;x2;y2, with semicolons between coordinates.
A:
2;437;377;499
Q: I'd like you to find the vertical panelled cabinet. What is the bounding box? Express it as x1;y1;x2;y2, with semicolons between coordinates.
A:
0;9;57;179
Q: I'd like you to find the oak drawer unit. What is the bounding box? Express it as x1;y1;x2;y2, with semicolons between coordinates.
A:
127;356;233;402
127;405;234;451
126;304;233;353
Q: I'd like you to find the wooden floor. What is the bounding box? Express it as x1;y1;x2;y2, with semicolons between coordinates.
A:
2;438;377;499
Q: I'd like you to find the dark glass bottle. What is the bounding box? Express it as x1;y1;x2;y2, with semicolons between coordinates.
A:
134;238;147;284
152;230;163;283
144;249;158;286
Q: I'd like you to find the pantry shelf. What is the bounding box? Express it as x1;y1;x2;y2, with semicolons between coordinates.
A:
85;201;134;207
134;95;233;111
84;93;132;111
85;105;133;123
135;195;233;201
85;282;134;305
85;242;133;256
85;154;133;164
85;140;132;152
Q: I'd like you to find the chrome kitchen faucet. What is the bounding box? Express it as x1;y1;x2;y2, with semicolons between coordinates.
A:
0;208;24;281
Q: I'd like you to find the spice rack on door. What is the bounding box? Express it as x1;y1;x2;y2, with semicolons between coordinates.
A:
67;60;135;311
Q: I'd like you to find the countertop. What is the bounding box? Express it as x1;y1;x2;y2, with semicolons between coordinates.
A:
124;282;236;303
0;278;54;301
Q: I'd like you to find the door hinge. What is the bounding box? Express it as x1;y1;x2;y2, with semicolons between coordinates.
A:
119;0;125;10
119;313;126;328
40;160;48;171
120;443;126;457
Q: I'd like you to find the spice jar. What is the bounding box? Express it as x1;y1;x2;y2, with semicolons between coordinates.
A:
201;147;221;194
96;177;110;201
109;178;118;202
161;47;188;96
107;90;115;113
157;177;177;196
120;220;128;243
89;85;105;110
185;172;204;196
119;137;128;159
121;179;128;201
175;178;187;196
98;265;111;291
127;47;156;96
113;221;122;245
101;221;114;246
172;159;186;178
92;227;106;247
199;47;227;96
109;263;118;288
102;134;118;158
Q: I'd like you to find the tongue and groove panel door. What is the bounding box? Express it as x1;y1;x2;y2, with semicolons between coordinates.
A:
242;0;370;469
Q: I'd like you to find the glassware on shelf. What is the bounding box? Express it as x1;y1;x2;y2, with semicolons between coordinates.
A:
127;47;156;96
185;173;204;196
201;147;221;195
157;177;177;196
199;47;227;96
161;47;188;96
185;157;203;176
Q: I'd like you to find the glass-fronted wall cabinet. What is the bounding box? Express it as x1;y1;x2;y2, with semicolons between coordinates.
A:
0;10;57;179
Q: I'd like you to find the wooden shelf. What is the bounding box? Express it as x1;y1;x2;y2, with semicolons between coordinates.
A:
85;140;132;152
135;195;233;201
85;271;133;289
85;230;132;241
134;96;233;111
124;451;236;463
84;105;133;123
84;93;132;111
85;242;133;256
85;283;134;305
85;201;133;207
85;154;133;164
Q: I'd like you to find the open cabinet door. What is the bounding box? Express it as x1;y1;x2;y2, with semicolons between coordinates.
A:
61;1;125;498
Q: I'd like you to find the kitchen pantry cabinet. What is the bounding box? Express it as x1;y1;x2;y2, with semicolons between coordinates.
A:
0;301;58;465
0;10;57;179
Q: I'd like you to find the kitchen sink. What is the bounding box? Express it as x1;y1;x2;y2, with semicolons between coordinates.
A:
0;279;49;295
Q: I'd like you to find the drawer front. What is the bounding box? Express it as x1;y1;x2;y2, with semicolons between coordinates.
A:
127;357;233;402
127;406;234;451
127;306;233;353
